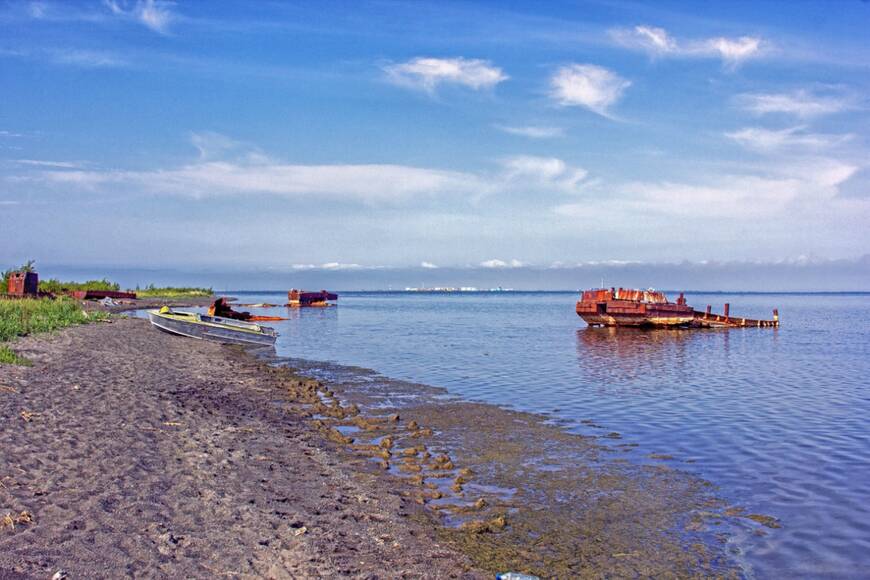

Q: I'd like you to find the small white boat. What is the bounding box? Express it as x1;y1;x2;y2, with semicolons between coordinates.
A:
147;307;278;346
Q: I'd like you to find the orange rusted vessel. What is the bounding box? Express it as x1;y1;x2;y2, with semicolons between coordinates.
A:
286;289;338;308
577;288;694;328
577;288;779;328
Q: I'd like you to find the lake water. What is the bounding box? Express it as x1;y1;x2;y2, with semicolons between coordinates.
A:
160;291;870;578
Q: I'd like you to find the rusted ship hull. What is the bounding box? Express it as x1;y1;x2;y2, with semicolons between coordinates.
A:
576;288;778;329
576;303;695;327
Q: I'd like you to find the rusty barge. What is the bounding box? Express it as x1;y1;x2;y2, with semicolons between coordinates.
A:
576;288;779;328
286;289;338;308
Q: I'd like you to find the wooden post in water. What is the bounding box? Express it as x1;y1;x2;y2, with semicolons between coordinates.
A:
705;305;711;319
773;309;779;328
724;303;730;323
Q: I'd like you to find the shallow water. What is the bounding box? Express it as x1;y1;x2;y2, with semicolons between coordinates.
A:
151;291;870;578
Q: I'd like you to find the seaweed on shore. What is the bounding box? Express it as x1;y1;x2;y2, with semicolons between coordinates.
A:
254;356;750;578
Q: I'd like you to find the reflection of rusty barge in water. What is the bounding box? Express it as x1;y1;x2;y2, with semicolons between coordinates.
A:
576;288;779;328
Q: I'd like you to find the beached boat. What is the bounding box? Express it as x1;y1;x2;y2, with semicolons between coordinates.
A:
576;288;779;328
147;307;278;346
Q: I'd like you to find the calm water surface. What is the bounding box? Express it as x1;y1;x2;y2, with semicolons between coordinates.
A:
178;291;870;577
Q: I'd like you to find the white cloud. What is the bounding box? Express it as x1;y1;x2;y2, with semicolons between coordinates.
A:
555;158;859;220
480;259;524;268
0;131;24;138
384;57;508;92
290;264;317;270
0;201;21;206
725;127;852;152
19;133;604;203
703;36;761;66
502;156;588;193
52;49;127;68
320;262;363;270
612;25;676;54
421;261;439;269
189;131;249;160
104;0;174;34
15;159;84;169
549;64;631;117
495;125;564;139
736;90;852;118
610;25;762;66
28;2;47;18
34;161;488;202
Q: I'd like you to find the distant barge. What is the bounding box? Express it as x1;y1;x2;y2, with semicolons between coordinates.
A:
286;289;338;308
576;288;779;328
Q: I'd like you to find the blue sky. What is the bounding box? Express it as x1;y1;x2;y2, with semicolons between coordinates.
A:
1;0;868;287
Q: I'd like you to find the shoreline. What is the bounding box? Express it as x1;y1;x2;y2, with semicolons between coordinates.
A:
0;318;480;578
1;316;762;577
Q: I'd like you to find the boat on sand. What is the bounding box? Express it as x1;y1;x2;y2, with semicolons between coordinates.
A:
148;307;278;346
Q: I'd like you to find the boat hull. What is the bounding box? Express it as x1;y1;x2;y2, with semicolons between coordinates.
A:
148;310;277;346
577;312;695;328
576;292;695;328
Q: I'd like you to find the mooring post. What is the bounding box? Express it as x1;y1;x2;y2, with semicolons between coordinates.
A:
724;303;730;322
705;305;711;318
773;308;779;328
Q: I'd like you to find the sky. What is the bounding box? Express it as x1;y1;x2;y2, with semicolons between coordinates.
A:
1;0;868;289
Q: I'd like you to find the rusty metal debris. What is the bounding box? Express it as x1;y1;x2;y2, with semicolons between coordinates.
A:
577;287;778;328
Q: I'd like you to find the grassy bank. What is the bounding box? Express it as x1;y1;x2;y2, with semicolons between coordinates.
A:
134;285;213;298
0;298;109;365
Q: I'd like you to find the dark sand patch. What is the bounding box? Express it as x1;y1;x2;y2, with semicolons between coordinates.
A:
0;318;480;578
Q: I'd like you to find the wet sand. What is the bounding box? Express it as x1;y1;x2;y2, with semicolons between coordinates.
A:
1;314;757;578
0;318;480;578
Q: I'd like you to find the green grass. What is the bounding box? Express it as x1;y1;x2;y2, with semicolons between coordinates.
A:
0;298;109;365
0;345;31;366
134;285;213;298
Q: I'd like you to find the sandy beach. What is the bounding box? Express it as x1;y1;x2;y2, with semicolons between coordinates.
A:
0;317;480;578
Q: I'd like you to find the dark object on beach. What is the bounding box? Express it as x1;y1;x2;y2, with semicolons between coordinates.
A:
70;290;137;300
208;297;252;320
576;288;778;328
148;307;278;346
7;271;39;297
286;289;338;308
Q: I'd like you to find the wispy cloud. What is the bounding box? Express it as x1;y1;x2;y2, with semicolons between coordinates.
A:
549;64;630;118
14;159;85;169
104;0;174;34
501;156;588;193
32;161;486;202
610;25;763;67
725;126;852;152
384;57;507;92
320;262;364;270
421;261;439;269
555;158;859;220
0;47;128;68
0;131;25;138
495;125;564;139
55;48;128;67
17;134;600;203
480;259;525;268
736;90;853;118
